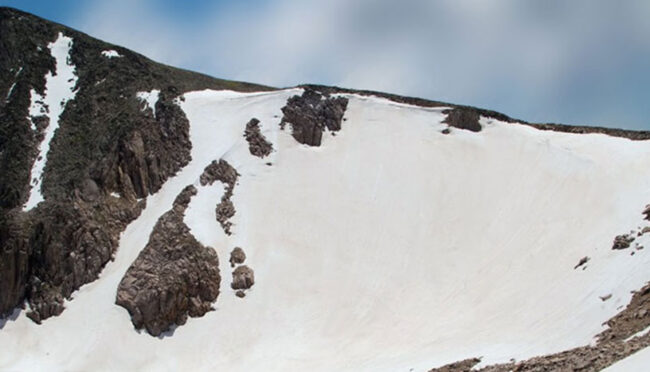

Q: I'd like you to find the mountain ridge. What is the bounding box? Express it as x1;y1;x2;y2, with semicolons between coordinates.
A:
1;6;650;372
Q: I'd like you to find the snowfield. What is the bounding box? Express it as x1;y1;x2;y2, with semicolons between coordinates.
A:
2;88;650;371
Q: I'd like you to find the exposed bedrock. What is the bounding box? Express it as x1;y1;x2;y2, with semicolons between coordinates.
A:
244;118;273;158
428;281;650;371
200;160;239;235
116;185;221;337
443;108;482;132
280;88;348;146
229;247;246;268
231;265;255;290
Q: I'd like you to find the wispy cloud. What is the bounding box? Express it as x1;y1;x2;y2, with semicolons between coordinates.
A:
72;0;650;129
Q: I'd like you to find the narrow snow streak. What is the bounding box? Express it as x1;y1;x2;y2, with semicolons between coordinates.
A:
136;89;160;117
23;33;78;211
5;82;16;102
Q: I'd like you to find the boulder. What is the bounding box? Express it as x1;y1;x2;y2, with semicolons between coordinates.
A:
231;265;254;290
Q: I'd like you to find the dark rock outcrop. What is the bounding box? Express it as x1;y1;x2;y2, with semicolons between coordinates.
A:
301;84;650;141
280;88;348;146
612;234;634;250
116;185;220;336
0;7;269;322
231;265;254;290
200;160;239;235
244;118;273;158
229;247;246;268
443;108;482;132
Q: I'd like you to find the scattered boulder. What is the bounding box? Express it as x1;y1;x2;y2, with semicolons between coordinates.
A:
600;294;612;302
231;265;254;290
229;247;246;268
235;290;246;298
280;88;348;146
574;256;590;270
244;118;273;158
612;234;634;250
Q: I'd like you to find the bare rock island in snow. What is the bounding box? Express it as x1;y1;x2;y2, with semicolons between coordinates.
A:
2;6;650;372
116;185;220;336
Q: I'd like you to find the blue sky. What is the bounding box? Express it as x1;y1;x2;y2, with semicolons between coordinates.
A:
3;0;649;130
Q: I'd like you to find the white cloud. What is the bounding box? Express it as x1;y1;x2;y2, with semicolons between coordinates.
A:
76;0;650;129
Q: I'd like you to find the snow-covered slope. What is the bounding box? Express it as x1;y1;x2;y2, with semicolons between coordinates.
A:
1;88;650;371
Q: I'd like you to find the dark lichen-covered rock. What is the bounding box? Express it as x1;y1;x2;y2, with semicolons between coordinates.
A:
231;265;254;290
280;88;348;146
244;118;273;158
115;185;220;337
229;247;246;268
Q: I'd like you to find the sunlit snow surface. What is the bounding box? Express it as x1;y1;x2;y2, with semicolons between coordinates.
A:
3;89;650;371
23;33;78;211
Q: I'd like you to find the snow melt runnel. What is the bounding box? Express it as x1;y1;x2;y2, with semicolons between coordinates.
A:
136;89;160;117
24;33;78;211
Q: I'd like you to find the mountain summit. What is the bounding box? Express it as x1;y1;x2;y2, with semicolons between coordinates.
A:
1;7;649;371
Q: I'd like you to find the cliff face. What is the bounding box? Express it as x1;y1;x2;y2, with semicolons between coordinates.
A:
0;7;270;321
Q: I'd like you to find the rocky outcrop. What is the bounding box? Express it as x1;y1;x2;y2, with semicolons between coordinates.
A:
428;281;650;371
0;7;269;322
301;84;650;141
443;108;482;132
244;118;273;158
613;234;635;250
280;88;348;146
231;265;254;290
116;185;220;336
200;160;239;235
0;211;31;316
229;247;246;267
